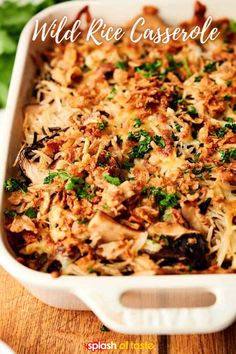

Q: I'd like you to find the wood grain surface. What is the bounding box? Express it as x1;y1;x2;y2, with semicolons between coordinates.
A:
0;266;235;354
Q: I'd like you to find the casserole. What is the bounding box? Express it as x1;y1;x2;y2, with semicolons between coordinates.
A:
1;0;236;334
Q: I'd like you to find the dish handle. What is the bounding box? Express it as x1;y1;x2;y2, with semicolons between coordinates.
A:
72;284;236;334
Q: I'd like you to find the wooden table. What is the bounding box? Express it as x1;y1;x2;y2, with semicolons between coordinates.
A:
0;267;235;354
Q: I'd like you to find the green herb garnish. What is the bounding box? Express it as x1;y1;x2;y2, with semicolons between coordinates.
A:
77;183;93;200
215;126;227;137
4;177;27;192
225;117;234;122
220;149;236;163
127;129;148;141
43;171;59;184
194;76;202;82
129;135;153;159
224;94;231;101
229;19;236;33
143;187;179;213
98;120;108;131
204;62;216;72
25;207;37;218
107;86;117;100
121;160;134;170
133;118;142;128
174;122;181;132
65;177;83;191
187;106;198;118
135;60;162;78
166;53;183;72
192;165;213;175
183;56;192;77
103;174;121;186
77;217;89;224
154;135;166;148
115;61;128;70
4;209;17;218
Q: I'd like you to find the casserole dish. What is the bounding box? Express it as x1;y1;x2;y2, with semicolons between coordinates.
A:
1;0;236;334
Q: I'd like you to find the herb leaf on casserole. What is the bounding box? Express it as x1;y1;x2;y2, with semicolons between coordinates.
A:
103;174;121;186
4;177;27;192
25;207;37;218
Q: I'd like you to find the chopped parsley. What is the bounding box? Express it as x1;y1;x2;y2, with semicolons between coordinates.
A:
135;60;162;78
98;152;111;167
224;94;231;101
43;171;59;184
215;122;236;137
229;19;236;33
103;174;121;186
133;118;142;128
187;106;198;118
129;134;153;159
107;86;117;100
183;56;192;77
121;160;134;170
77;183;95;200
154;135;166;148
4;209;17;218
128;129;166;158
174;122;181;132
225;117;234;123
81;64;91;72
166;53;183;72
25;207;37;219
226;80;232;87
77;217;89;224
215;126;227;137
98;120;108;131
143;187;179;213
220;149;236;163
192;165;213;175
225;123;236;132
204;62;216;73
65;177;84;191
162;213;172;221
194;76;202;82
170;91;184;111
115;61;128;70
88;267;96;273
127;129;148;141
44;171;94;200
4;177;27;193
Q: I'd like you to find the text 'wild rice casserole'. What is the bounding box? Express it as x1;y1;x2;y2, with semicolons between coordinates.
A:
4;2;236;276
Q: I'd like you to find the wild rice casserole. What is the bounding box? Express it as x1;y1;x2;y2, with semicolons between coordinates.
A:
4;2;236;276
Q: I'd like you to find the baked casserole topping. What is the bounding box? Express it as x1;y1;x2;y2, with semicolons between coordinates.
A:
4;2;236;276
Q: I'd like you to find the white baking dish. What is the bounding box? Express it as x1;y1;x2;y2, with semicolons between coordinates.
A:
1;0;236;335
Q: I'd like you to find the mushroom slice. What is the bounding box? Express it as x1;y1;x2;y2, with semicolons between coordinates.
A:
181;203;211;236
9;215;37;234
148;222;197;237
16;147;47;184
88;211;147;243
